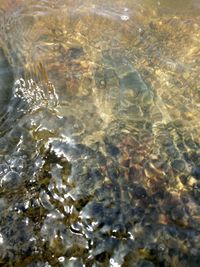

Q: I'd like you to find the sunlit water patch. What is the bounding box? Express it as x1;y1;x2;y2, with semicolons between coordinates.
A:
0;0;200;266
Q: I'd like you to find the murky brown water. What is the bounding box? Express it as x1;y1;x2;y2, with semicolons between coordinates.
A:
0;0;200;266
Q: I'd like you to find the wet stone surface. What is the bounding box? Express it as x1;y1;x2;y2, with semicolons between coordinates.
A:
0;0;200;266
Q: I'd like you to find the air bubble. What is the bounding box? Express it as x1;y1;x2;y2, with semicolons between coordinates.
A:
58;256;65;262
120;15;129;21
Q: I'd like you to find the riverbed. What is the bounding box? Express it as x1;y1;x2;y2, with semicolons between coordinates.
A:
0;1;200;266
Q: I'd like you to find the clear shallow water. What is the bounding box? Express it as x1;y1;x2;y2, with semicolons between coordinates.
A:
0;0;200;266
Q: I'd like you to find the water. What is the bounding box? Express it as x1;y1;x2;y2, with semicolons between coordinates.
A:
0;0;200;266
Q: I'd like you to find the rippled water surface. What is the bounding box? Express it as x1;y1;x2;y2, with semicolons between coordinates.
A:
0;0;200;266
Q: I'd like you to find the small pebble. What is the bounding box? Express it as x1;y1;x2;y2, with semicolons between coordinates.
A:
1;171;21;188
171;159;186;172
192;167;200;179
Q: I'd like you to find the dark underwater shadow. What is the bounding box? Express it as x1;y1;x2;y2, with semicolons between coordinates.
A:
0;48;14;117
